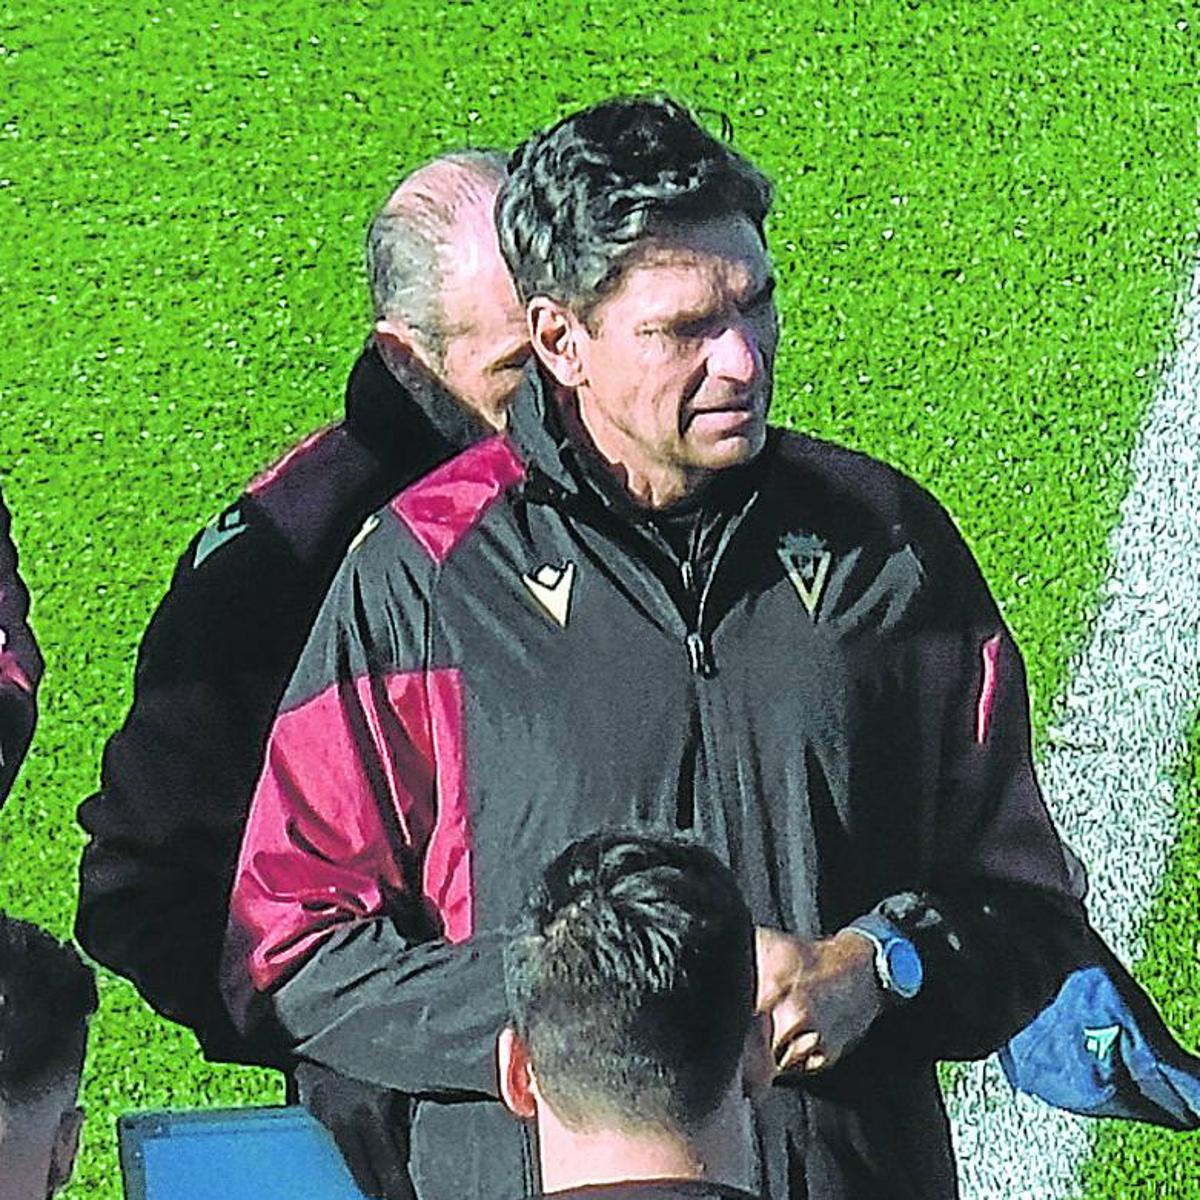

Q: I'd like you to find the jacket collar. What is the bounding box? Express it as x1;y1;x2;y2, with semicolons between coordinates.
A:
343;338;493;464
507;363;587;497
507;363;770;519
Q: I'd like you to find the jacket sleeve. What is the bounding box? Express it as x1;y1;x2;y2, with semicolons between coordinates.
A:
75;501;324;1066
0;492;42;807
222;532;509;1100
855;500;1090;1063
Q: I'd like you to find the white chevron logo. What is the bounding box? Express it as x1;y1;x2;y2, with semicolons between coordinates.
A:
348;513;380;553
522;561;575;628
193;507;247;568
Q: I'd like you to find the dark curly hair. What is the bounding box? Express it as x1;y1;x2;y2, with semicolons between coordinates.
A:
503;831;755;1136
497;95;773;320
0;914;97;1104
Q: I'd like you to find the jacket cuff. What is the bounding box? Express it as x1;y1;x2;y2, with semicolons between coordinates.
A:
859;891;967;979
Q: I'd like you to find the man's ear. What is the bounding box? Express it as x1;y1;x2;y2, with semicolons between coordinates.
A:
528;298;587;389
374;317;434;375
46;1105;84;1197
497;1027;539;1121
741;1012;774;1100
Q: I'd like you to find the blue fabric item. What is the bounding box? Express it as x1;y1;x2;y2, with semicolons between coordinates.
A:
119;1106;368;1200
1000;960;1200;1129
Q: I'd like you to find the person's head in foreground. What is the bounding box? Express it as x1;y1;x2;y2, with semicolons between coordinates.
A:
499;832;771;1198
367;148;528;429
498;95;778;509
0;914;97;1200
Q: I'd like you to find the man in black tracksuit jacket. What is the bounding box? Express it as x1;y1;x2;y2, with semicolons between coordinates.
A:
74;151;527;1197
224;100;1091;1199
74;341;491;1065
0;491;41;806
225;370;1087;1199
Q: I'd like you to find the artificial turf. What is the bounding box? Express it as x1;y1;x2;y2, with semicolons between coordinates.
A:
1079;731;1200;1196
0;2;1197;1196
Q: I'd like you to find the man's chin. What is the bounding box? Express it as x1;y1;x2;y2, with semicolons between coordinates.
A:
689;423;767;471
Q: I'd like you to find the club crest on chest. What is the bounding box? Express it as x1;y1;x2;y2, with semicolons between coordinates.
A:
778;531;832;618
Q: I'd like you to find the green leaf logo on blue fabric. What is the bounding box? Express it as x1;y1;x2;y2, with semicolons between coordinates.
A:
1083;1025;1121;1064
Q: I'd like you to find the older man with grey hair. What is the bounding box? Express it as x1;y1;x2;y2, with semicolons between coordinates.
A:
75;147;527;1200
367;149;528;428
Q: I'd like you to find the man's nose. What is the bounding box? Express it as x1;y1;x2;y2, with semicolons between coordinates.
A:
708;320;762;385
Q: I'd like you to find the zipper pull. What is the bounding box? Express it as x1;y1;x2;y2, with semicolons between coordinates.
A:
686;631;713;677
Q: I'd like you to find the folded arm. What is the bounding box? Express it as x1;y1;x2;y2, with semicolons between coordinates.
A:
223;544;510;1099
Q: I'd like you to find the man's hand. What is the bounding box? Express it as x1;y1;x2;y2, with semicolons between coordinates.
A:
294;1061;415;1200
755;926;885;1075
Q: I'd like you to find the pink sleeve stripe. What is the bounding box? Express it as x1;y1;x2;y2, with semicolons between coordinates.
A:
391;435;525;564
976;634;1002;744
246;424;338;496
423;669;473;943
230;666;474;993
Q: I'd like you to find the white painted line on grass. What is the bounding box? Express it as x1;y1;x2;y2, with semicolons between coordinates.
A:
949;255;1200;1200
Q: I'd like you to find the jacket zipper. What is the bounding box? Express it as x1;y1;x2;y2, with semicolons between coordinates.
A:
681;519;709;675
685;488;761;677
521;468;759;677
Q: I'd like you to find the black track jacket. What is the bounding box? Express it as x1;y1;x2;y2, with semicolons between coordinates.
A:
226;369;1089;1198
75;344;489;1064
0;490;41;807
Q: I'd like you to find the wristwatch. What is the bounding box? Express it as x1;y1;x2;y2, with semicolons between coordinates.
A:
844;913;924;1003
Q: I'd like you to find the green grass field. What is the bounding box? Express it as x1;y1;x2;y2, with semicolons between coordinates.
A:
1;2;1198;1196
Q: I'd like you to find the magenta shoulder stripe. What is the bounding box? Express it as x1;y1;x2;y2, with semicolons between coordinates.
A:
230;666;474;993
391;434;525;564
245;424;339;496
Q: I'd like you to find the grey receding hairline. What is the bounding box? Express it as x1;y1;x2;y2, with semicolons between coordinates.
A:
365;147;510;361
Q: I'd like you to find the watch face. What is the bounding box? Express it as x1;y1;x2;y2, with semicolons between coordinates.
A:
885;939;924;998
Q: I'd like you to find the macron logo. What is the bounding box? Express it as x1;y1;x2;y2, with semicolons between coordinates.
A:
194;507;248;569
522;561;575;628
